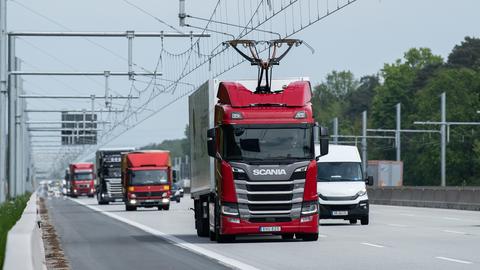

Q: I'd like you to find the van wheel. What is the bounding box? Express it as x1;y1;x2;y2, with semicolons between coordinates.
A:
349;219;357;224
361;216;369;225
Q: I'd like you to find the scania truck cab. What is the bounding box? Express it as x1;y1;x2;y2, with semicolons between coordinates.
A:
190;78;329;242
69;163;95;197
122;150;172;211
316;145;373;225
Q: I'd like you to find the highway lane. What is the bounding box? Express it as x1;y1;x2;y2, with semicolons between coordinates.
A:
48;195;480;270
46;197;231;270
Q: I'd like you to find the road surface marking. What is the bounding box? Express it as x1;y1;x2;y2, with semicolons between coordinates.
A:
443;217;462;221
442;230;468;235
318;234;328;238
69;198;260;270
399;213;414;217
361;242;384;248
435;256;473;265
387;223;408;227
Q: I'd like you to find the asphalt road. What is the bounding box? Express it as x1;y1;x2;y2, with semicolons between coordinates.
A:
46;195;480;270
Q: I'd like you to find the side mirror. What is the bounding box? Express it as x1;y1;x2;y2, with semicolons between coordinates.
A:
319;126;329;157
366;176;374;186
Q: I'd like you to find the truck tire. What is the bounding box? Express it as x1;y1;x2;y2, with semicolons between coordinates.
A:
299;233;319;241
162;204;170;211
195;199;209;237
361;216;369;225
157;206;163;211
281;234;294;240
125;205;137;211
349;219;357;224
97;191;108;205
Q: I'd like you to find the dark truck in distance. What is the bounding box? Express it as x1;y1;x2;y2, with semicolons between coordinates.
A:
96;148;134;204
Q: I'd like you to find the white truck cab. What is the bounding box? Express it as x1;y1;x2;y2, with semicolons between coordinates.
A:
315;144;373;225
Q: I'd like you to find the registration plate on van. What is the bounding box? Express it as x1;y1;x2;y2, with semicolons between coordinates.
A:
332;211;348;216
260;226;281;232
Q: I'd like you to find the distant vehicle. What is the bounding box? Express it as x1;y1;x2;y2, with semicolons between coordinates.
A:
315;144;373;225
68;163;96;198
96;148;135;205
121;150;172;211
171;183;183;203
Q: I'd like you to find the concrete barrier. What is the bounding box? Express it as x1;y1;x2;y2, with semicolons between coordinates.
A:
368;186;480;211
3;193;47;270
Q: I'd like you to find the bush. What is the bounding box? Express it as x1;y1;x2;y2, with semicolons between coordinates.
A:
0;193;31;269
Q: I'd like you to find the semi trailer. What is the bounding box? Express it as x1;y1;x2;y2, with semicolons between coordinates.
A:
68;163;95;197
122;150;172;211
96;148;135;204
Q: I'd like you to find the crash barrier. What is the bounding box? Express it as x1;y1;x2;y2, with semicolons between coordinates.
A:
368;186;480;211
3;193;46;270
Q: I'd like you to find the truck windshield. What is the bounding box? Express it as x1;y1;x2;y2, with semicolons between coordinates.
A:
130;170;168;185
317;162;363;182
74;173;93;180
222;125;313;162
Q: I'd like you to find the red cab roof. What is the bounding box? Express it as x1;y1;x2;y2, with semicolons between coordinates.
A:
70;163;94;169
217;81;312;107
126;150;171;168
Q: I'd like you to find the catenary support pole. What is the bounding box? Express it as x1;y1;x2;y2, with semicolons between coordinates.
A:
440;92;446;186
396;103;401;161
0;0;8;202
362;111;367;178
7;37;16;197
333;117;338;145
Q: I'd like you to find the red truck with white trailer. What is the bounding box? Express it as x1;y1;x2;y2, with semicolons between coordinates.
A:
189;39;329;242
68;163;95;197
121;150;172;211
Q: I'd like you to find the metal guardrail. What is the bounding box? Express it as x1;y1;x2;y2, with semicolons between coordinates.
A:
367;186;480;211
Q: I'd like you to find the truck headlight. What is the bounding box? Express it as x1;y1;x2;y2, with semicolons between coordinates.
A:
357;189;367;197
301;201;318;215
294;166;308;172
221;203;239;216
130;193;136;199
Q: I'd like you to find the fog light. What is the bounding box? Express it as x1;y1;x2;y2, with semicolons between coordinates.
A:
90;188;95;193
227;217;240;224
162;198;170;203
130;199;137;204
301;216;313;223
73;189;77;193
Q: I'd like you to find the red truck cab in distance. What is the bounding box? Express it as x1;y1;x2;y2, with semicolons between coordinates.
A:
122;150;172;211
189;79;329;243
69;163;95;197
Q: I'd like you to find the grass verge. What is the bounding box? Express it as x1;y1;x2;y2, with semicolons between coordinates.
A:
0;193;31;269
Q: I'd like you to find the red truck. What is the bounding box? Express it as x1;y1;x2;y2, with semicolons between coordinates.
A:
122;150;172;211
68;163;95;197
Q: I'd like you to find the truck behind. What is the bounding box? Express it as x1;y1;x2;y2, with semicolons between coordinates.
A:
68;163;95;197
96;148;134;204
122;150;172;211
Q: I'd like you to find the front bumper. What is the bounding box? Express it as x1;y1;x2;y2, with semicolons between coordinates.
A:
220;214;319;235
73;188;95;196
127;198;170;207
319;200;369;219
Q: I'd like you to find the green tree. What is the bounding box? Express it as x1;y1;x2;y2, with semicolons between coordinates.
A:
448;36;480;69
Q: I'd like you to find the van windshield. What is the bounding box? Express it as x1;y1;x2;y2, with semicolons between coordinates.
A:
317;162;363;182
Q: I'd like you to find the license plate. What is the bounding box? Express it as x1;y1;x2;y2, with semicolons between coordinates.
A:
260;226;281;232
332;211;348;216
144;199;155;203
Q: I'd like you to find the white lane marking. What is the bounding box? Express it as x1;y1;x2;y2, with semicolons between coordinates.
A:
435;256;473;265
69;198;260;270
399;213;415;217
442;230;468;235
387;223;408;228
361;242;384;248
318;234;328;238
443;217;462;221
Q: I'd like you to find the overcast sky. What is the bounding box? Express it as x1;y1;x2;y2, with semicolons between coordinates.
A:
8;0;480;164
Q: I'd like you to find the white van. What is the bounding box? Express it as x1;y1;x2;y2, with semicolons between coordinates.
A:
315;144;373;225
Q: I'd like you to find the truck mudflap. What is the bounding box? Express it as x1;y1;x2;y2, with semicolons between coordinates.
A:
220;214;318;235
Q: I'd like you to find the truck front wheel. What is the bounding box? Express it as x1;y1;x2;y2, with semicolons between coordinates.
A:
194;199;209;237
298;233;319;241
125;205;137;211
162;204;170;211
